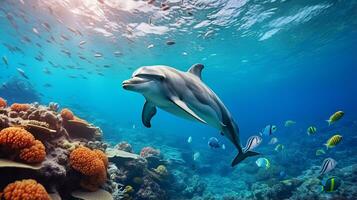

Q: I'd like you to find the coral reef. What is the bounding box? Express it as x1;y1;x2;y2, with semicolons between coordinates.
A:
0;98;108;199
1;179;50;200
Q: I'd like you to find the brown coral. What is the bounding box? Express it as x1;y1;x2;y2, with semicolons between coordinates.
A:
60;108;74;120
80;169;107;192
0;97;7;108
2;179;50;200
19;140;46;164
69;147;107;191
0;127;35;149
10;103;30;112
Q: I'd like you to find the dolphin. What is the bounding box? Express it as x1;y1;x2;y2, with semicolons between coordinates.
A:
122;64;259;166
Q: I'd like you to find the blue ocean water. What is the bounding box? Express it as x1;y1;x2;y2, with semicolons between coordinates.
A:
1;0;357;199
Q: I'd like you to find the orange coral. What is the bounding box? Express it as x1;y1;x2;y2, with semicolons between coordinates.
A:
19;140;46;164
70;147;105;176
10;103;30;112
0;127;35;149
60;108;74;120
2;179;50;200
70;147;107;191
94;149;108;168
0;97;7;108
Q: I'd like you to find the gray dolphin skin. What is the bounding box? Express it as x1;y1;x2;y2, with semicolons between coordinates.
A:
122;64;259;166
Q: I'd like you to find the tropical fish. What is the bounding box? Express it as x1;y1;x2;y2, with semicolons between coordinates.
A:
325;134;342;149
269;137;278;145
321;176;342;192
79;41;86;46
256;158;270;169
284;120;296;127
316;149;326;156
187;136;192;143
2;56;8;66
16;68;29;79
260;125;277;137
307;126;317;135
243;135;262;153
326;111;344;126
147;44;154;49
275;144;284;152
193;152;200;161
319;158;337;175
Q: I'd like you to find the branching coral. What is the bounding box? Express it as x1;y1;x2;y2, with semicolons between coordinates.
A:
19;140;46;164
2;179;50;200
0;127;35;149
60;108;74;120
10;103;30;112
70;147;107;191
0;97;7;108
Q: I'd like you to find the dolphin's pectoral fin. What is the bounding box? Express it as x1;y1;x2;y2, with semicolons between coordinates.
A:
142;101;157;128
170;98;207;124
188;63;204;79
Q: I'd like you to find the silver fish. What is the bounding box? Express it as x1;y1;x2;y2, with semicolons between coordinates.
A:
319;158;337;175
243;135;262;153
17;68;29;79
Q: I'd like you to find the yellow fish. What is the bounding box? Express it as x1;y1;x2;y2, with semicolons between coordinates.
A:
325;134;342;149
327;111;344;126
307;126;317;135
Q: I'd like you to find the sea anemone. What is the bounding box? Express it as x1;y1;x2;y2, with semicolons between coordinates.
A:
19;140;46;164
0;97;7;108
2;179;50;200
60;108;74;120
0;127;35;150
10;103;30;112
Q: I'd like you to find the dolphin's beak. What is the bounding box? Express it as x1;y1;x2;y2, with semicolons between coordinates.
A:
122;76;151;90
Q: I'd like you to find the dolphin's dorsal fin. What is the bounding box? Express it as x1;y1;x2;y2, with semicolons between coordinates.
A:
170;97;207;124
142;101;157;128
188;63;204;79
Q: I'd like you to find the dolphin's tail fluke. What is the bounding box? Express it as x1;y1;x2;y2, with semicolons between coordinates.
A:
231;150;260;167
